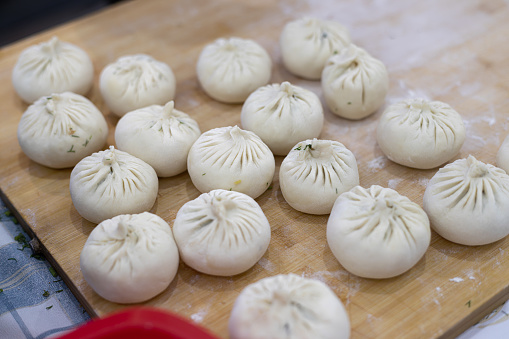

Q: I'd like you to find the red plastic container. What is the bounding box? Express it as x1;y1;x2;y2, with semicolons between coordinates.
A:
56;307;221;339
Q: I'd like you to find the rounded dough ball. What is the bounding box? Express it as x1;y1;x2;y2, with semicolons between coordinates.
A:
80;212;179;303
327;185;430;279
187;125;275;199
423;155;509;246
279;139;359;215
241;82;324;156
280;17;350;80
196;37;272;103
496;134;509;173
17;92;108;169
321;44;389;120
70;146;159;224
377;98;465;169
12;36;94;103
172;189;271;276
99;54;176;117
115;101;201;177
228;274;350;339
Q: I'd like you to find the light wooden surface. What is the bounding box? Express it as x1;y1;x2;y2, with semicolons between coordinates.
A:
1;0;509;338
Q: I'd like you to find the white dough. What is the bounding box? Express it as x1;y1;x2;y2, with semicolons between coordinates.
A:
80;212;179;304
228;274;350;339
321;44;389;120
327;185;430;279
496;134;509;173
241;82;324;156
423;155;509;246
279;139;359;215
17;92;108;169
187;125;275;199
115;101;201;177
12;37;94;103
377;98;465;169
280;17;350;80
196;37;272;103
70;146;159;224
99;54;176;117
172;189;271;276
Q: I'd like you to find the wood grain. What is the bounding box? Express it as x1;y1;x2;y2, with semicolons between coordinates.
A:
1;0;509;338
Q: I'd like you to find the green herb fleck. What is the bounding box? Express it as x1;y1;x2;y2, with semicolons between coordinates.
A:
56;290;63;293
336;188;338;194
333;50;338;55
321;32;328;39
82;139;89;147
14;233;29;251
8;258;17;262
46;305;53;310
202;173;206;176
82;309;86;314
31;254;44;261
71;135;79;138
43;290;50;297
466;300;471;308
4;211;13;217
294;146;302;151
303;144;312;151
67;145;75;153
11;217;19;224
347;102;352;105
229;188;232;191
0;289;3;293
49;267;58;278
268;185;273;190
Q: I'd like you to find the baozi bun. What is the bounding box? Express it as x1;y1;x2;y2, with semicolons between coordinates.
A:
12;37;93;103
322;44;389;120
99;54;176;117
228;274;350;339
327;185;430;279
70;146;159;224
423;155;509;246
496;134;509;173
187;126;275;199
17;92;108;169
377;99;465;169
241;82;324;156
279;139;359;215
196;37;272;103
280;17;351;80
115;101;201;177
80;212;179;303
172;189;271;276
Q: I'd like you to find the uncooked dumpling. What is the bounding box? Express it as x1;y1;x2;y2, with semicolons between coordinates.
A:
172;189;271;276
496;134;509;173
196;37;272;103
12;37;94;103
279;139;359;215
70;146;159;224
377;98;465;169
280;17;350;80
322;44;389;120
187;125;275;199
100;54;176;117
228;274;350;339
115;101;201;177
17;92;108;169
241;82;324;156
327;185;430;279
80;212;179;303
423;155;509;246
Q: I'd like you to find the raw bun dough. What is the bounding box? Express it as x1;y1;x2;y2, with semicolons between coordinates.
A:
80;212;179;303
228;273;350;339
99;54;176;117
241;82;324;156
327;185;430;279
377;98;466;169
70;146;159;224
496;134;509;173
12;37;93;103
196;37;272;103
17;92;108;169
187;125;275;199
280;17;350;80
279;139;359;215
172;189;271;276
322;44;389;120
423;155;509;246
115;101;201;177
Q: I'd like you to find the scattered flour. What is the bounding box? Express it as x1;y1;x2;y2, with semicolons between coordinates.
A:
190;310;207;323
449;277;464;283
388;178;402;190
367;156;387;172
258;257;276;272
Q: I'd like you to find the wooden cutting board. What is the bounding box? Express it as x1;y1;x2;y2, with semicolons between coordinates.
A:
1;0;509;338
